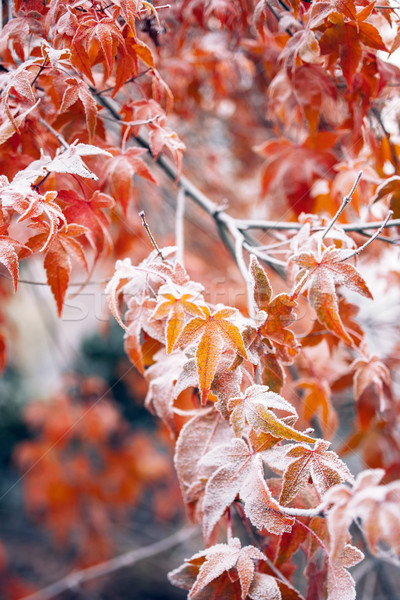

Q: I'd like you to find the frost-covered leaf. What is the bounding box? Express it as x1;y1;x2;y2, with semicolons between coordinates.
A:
280;439;353;505
44;143;112;180
240;458;294;535
145;349;192;433
200;438;256;539
26;223;88;316
326;544;363;600
291;247;372;345
60;189;115;257
351;354;391;411
168;537;266;600
152;284;204;353
228;384;314;443
175;305;247;404
174;410;232;509
0;235;30;292
249;254;272;313
123;297;164;374
201;437;293;540
106;250;183;330
326;468;400;559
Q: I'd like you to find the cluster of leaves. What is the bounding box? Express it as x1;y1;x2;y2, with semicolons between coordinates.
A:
1;0;400;598
107;234;400;599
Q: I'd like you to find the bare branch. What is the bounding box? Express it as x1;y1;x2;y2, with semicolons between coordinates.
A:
280;502;327;518
175;187;185;265
322;170;362;239
340;211;393;261
236;218;400;232
139;211;165;260
224;217;255;317
38;118;69;150
20;526;199;600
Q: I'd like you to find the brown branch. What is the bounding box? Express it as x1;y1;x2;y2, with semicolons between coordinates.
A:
20;526;199;600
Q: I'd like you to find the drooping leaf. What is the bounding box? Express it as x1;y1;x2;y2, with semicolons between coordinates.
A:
123;296;164;374
101;146;157;214
291;246;372;345
351;354;391;412
26;223;88;316
296;379;338;439
174;305;247;404
59;78;98;142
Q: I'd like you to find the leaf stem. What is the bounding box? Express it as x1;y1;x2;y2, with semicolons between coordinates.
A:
293;518;330;558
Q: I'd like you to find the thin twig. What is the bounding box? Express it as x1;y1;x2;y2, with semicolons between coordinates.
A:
322;171;362;239
20;526;199;600
340;211;393;261
31;54;49;88
241;242;287;268
39;118;69;150
266;0;293;36
294;518;330;558
100;113;161;128
175;187;185;265
96;69;152;94
139;211;165;260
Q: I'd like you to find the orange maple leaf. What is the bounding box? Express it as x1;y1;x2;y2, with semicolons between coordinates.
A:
26;223;88;316
174;305;247;405
151;288;204;353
